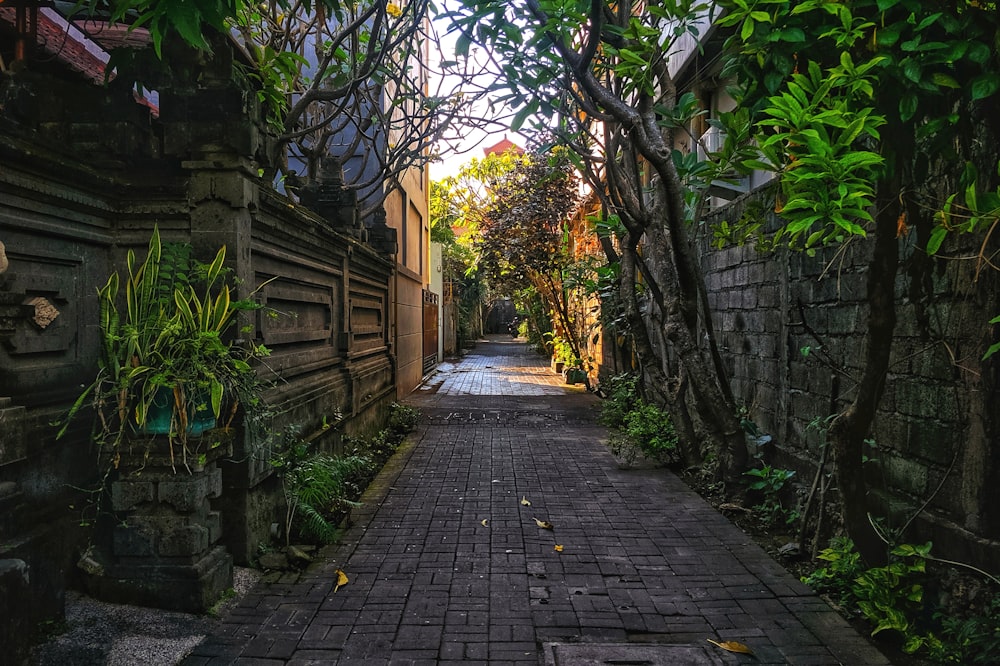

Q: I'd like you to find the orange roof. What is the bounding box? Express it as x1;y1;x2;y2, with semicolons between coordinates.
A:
483;135;524;156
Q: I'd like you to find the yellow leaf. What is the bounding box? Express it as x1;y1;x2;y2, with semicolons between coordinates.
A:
521;496;531;506
533;517;554;530
481;519;489;527
707;639;754;655
554;545;564;552
334;569;349;593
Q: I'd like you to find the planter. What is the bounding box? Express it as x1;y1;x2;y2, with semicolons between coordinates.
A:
564;367;587;385
140;386;217;437
551;358;565;374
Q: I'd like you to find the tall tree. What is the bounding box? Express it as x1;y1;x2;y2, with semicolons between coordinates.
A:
446;0;751;480
475;150;589;368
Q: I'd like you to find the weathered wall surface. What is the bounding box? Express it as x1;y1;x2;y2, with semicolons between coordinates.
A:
701;185;1000;570
0;46;397;647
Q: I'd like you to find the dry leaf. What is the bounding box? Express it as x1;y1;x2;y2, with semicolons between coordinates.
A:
554;545;564;552
334;569;349;593
481;519;489;527
520;496;531;506
707;639;754;655
533;517;554;530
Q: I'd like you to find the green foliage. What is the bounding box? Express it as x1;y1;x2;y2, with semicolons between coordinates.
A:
854;542;932;640
387;402;420;435
804;539;1000;661
272;431;372;545
274;404;418;546
623;403;677;461
598;373;640;429
933;595;1000;665
719;0;1000;253
60;227;268;469
802;536;866;606
744;465;798;526
601;374;677;465
549;335;580;368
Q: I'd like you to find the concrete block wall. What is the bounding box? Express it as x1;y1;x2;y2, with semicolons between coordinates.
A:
701;185;1000;569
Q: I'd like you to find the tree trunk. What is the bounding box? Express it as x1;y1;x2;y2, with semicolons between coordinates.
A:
828;199;900;567
643;224;748;486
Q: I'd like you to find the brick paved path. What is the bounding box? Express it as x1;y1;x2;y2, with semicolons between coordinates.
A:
183;336;891;665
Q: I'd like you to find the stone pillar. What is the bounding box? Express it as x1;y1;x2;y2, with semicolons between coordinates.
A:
81;442;232;613
299;158;368;240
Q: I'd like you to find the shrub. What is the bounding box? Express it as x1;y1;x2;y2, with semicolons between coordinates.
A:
744;464;798;526
934;594;1000;664
388;402;419;435
600;375;677;465
598;373;640;429
624;403;677;461
798;538;1000;659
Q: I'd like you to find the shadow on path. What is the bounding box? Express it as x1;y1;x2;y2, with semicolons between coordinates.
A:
182;336;891;665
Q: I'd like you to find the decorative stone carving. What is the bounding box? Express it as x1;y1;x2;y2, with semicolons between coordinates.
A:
0;241;8;274
26;296;58;329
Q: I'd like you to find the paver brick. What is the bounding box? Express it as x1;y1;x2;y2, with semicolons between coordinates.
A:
181;337;893;666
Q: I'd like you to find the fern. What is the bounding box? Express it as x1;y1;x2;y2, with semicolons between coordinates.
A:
283;453;371;545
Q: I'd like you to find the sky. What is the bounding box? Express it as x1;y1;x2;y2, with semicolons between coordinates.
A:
424;0;529;182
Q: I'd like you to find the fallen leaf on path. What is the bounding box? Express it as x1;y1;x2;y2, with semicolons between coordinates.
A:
533;517;554;530
707;639;754;655
481;519;489;527
521;496;531;506
334;569;349;593
554;545;564;552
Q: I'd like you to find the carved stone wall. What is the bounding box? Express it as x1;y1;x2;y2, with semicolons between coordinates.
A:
0;40;397;634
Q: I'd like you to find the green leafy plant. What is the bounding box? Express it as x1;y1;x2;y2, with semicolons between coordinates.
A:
623;403;677;462
934;595;1000;664
598;373;640;429
60;227;269;471
601;375;677;465
802;536;866;606
387;402;420;435
853;542;932;641
272;430;373;546
744;465;797;526
803;539;951;656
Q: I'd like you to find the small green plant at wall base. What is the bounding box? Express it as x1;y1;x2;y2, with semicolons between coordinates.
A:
744;465;797;526
282;452;371;545
934;594;1000;664
802;536;866;606
800;539;986;658
600;375;677;465
623;403;677;462
854;542;931;636
270;428;373;546
388;402;419;434
598;373;640;429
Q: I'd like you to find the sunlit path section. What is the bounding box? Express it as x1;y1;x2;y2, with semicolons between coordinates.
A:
419;337;575;396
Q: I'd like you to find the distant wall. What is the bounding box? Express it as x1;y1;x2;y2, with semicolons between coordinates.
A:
700;184;1000;570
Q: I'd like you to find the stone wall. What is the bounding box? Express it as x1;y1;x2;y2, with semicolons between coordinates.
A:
0;45;397;651
701;184;1000;570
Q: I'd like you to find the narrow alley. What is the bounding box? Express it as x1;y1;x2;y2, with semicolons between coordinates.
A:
182;337;890;665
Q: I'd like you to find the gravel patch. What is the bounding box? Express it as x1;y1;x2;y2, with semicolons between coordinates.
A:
30;567;260;666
